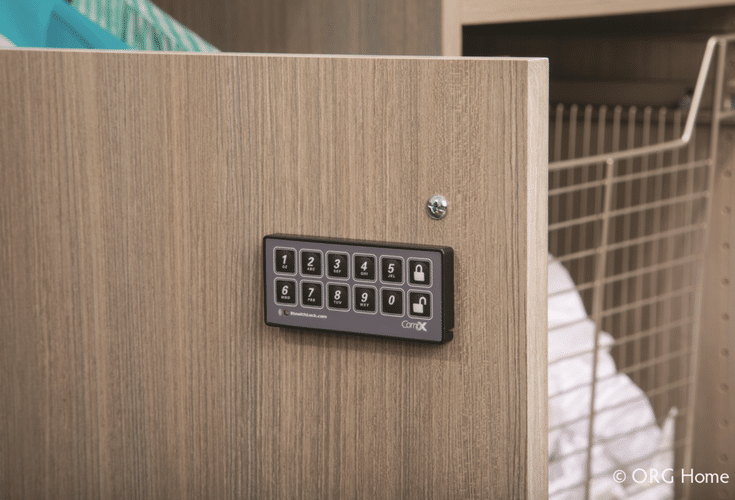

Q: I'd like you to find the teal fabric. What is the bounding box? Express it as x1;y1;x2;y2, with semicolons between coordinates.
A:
0;0;128;49
71;0;218;52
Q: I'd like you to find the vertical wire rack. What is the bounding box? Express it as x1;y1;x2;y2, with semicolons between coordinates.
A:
548;33;735;500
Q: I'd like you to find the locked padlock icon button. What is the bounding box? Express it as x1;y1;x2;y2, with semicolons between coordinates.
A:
409;259;431;285
414;265;425;282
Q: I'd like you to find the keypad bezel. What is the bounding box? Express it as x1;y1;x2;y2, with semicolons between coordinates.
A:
264;234;453;344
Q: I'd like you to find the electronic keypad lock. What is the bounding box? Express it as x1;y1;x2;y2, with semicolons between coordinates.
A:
263;234;454;343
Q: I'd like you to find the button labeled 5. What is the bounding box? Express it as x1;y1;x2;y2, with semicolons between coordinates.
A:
380;256;404;284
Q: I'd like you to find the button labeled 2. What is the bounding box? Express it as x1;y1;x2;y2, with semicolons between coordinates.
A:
301;250;323;276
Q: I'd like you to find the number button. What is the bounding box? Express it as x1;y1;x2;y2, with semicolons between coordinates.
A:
301;281;323;308
275;279;297;304
408;291;432;319
408;259;431;286
381;288;404;316
380;256;403;284
353;254;376;281
300;250;323;277
327;283;350;310
327;252;349;279
353;286;377;314
274;248;296;274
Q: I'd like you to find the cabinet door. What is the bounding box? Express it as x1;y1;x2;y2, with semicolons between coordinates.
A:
0;49;547;499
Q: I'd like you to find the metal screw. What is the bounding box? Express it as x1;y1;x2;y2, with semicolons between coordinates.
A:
426;195;448;220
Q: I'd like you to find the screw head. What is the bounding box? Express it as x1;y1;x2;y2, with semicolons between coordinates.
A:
426;195;448;220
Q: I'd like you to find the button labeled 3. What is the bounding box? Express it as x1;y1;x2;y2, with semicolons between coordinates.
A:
327;252;349;279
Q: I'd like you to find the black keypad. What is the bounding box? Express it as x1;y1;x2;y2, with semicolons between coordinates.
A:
275;248;296;274
327;283;350;310
353;255;376;281
381;288;404;316
380;256;403;284
408;291;431;318
265;235;453;343
275;279;297;304
327;252;349;279
301;250;323;276
354;286;377;313
408;259;431;286
301;281;323;308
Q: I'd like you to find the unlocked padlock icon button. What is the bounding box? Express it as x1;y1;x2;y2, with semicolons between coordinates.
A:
412;296;427;314
413;265;425;283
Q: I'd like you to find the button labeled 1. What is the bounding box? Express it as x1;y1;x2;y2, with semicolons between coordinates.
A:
275;248;296;274
408;259;431;286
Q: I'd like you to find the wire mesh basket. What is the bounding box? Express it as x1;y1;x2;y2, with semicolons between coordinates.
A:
547;34;735;500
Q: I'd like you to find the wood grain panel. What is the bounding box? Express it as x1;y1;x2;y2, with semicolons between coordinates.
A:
0;49;547;499
151;0;442;55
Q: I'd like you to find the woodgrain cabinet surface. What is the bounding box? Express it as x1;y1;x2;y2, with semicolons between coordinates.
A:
0;49;548;499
